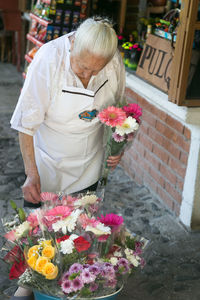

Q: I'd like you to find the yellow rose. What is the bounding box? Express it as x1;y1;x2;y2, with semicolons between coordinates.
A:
27;245;39;259
27;255;38;270
42;263;58;280
42;245;55;260
35;256;49;274
41;240;52;247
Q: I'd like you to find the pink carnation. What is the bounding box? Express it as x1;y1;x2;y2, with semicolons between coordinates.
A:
122;103;142;123
98;213;124;230
98;106;126;127
79;214;99;229
27;212;39;227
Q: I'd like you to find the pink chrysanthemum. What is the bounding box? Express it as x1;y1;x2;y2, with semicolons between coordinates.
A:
72;277;84;292
98;213;124;228
112;132;125;142
61;279;73;294
122;103;142;123
81;269;96;284
98;106;126;127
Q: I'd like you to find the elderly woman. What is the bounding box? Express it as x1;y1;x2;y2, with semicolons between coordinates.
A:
10;17;125;300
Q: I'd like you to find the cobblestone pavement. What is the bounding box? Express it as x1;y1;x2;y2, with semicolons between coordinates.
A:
0;63;200;300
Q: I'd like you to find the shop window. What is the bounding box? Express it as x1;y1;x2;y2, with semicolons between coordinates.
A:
168;0;200;106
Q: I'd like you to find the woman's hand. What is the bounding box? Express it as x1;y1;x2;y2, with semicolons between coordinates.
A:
22;173;41;204
107;152;124;171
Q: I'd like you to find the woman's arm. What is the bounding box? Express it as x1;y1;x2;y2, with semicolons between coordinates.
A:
19;132;41;203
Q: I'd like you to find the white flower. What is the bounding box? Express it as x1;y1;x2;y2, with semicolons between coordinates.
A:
52;209;82;234
75;195;98;206
110;257;118;266
113;251;122;257
116;117;139;136
60;239;74;254
125;248;141;267
86;223;111;236
69;234;79;241
15;221;30;239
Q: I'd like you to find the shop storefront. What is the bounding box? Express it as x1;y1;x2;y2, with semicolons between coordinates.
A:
118;0;200;230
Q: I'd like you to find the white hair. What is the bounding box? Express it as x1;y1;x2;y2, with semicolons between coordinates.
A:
72;17;118;60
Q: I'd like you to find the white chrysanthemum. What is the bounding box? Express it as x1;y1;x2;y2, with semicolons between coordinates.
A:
75;195;98;206
52;209;82;234
110;257;118;266
15;221;30;239
60;239;74;254
116;117;139;136
124;248;141;267
86;223;111;236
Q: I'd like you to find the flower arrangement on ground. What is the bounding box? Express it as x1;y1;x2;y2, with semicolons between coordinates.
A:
98;101;142;185
1;192;148;299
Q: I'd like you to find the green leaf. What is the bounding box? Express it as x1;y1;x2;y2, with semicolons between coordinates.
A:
18;208;26;223
27;236;33;246
10;200;17;211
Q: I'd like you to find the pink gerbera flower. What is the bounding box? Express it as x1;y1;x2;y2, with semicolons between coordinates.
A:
45;206;71;218
122;103;142;123
98;106;126;127
40;192;59;202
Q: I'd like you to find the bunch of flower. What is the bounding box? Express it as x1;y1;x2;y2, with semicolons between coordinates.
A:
1;194;148;299
98;101;142;185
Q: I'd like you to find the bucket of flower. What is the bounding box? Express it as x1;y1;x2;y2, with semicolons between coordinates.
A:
1;191;148;300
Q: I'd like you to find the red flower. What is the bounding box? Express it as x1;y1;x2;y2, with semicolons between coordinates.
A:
56;235;70;243
74;236;91;253
4;245;23;264
9;258;27;280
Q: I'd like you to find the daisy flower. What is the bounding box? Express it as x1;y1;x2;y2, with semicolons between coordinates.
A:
116;117;139;136
112;132;125;142
98;106;126;127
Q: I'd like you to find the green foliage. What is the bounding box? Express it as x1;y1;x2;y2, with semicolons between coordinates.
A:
69;272;80;280
125;236;135;250
80;287;91;297
18;208;26;223
10;200;17;211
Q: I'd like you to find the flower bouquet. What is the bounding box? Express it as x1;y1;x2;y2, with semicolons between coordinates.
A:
1;192;148;300
98;101;142;186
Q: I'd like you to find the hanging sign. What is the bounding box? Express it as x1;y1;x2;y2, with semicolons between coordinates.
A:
136;34;173;93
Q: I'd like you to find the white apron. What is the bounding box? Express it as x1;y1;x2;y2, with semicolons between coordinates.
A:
34;80;108;194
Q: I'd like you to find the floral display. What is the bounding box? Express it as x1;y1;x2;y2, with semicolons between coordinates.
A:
98;101;142;185
1;191;148;299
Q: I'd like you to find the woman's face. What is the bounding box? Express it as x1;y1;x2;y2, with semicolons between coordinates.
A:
70;49;108;81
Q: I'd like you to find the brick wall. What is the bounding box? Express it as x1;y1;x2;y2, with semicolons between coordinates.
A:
121;87;191;216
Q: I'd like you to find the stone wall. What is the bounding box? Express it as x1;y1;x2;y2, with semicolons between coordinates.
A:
121;87;191;216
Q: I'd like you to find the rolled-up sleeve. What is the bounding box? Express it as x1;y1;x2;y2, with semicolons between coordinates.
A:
10;43;55;136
